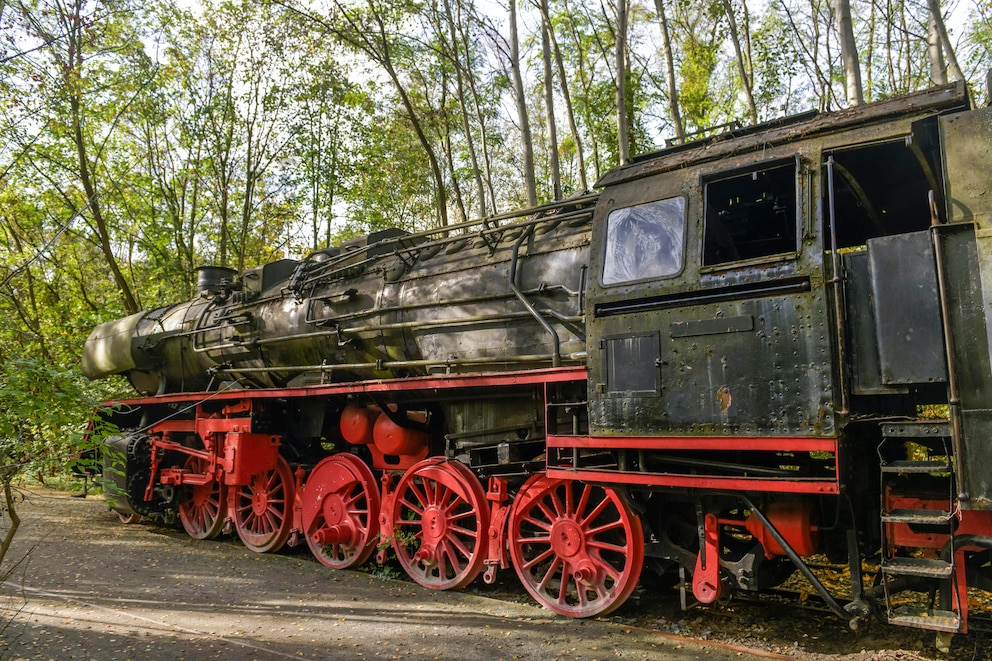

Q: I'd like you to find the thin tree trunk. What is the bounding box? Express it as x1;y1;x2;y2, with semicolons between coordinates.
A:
536;0;586;190
615;0;630;164
866;0;875;98
509;0;538;206
721;0;757;123
562;7;602;180
835;0;863;105
928;12;947;84
540;0;561;200
447;0;487;217
927;0;964;81
652;0;683;140
458;6;498;214
0;479;21;568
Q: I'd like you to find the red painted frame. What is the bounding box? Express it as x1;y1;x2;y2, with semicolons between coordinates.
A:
546;434;840;494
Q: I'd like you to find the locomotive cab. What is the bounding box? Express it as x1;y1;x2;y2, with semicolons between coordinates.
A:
570;82;992;631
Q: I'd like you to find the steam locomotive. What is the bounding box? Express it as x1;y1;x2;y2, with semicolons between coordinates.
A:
83;82;992;639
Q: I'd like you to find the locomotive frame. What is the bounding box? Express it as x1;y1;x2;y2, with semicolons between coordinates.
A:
84;81;992;639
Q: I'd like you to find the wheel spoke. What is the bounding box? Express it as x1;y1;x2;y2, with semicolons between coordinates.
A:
520;544;555;572
509;475;644;618
579;492;611;527
537;556;562;592
178;454;225;540
390;459;488;591
233;455;294;553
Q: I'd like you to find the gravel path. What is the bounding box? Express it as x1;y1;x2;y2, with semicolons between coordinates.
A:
0;490;778;661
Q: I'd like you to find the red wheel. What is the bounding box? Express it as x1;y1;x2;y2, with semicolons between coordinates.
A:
178;455;224;540
508;475;644;618
302;454;380;569
390;459;489;590
233;455;294;553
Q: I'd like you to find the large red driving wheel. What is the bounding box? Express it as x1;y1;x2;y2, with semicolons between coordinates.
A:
302;453;380;569
178;455;225;540
233;455;294;553
508;474;644;618
390;459;489;590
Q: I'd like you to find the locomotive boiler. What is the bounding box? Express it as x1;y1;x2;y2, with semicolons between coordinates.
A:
83;82;992;640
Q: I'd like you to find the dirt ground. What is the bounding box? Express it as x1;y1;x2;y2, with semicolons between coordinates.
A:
1;489;990;661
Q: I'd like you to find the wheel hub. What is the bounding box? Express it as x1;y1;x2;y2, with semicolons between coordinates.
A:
322;493;347;526
251;476;270;515
550;519;584;558
422;506;448;544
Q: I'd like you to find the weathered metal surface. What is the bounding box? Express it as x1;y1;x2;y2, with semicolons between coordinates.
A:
941;105;992;228
598;82;967;188
940;226;992;509
865;231;947;385
82;201;593;394
587;148;832;438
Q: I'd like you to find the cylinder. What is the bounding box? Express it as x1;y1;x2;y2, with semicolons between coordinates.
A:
340;406;378;445
745;501;819;559
373;414;429;457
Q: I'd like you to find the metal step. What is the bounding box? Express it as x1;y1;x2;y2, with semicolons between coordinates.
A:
888;606;961;632
881;556;954;578
881;421;950;438
880;459;952;474
880;508;953;525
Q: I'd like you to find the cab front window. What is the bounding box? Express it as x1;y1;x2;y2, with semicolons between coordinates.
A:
602;196;686;285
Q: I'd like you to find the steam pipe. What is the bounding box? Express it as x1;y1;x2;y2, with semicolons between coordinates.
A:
509;227;561;367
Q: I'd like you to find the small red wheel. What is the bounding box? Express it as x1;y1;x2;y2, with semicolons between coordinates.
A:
508;474;644;618
390;458;489;590
302;454;380;569
178;455;224;540
233;455;294;553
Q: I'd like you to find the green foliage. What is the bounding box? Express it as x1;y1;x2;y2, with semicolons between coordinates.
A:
0;358;108;486
679;34;720;131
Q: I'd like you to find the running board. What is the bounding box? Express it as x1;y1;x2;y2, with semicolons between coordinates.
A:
888;606;961;632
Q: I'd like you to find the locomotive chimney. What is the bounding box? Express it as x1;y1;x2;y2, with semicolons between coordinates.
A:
196;266;238;296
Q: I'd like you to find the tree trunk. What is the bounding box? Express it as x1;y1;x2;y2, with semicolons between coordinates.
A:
615;0;630;164
509;0;538;206
926;0;964;82
928;12;947;84
67;52;139;313
653;0;684;142
0;478;21;568
537;1;587;192
447;0;487;218
721;0;757;124
835;0;864;105
540;0;561;200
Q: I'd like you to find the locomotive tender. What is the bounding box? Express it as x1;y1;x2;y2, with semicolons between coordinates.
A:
83;82;992;636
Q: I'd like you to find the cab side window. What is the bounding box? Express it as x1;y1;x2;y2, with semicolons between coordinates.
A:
703;162;797;266
602;197;686;285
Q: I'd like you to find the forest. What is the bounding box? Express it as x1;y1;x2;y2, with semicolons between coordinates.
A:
0;0;990;485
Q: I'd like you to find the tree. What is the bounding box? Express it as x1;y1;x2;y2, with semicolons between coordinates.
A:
721;0;758;123
654;0;685;141
0;357;108;569
5;0;151;314
835;0;864;104
539;0;563;197
615;0;631;164
926;0;964;83
507;0;539;206
324;0;452;227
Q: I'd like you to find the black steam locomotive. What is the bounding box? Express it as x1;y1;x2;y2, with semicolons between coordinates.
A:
83;82;992;639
